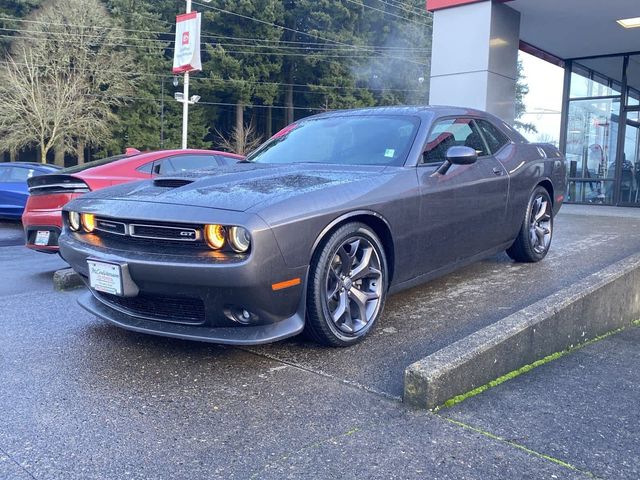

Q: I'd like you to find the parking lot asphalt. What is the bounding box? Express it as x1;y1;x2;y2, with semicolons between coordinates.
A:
1;205;639;479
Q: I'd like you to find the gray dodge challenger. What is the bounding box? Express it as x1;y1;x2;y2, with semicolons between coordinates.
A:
59;106;566;347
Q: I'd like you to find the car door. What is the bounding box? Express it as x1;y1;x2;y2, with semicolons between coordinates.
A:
415;117;509;274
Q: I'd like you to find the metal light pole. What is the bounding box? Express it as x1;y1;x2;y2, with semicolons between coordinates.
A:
181;0;192;150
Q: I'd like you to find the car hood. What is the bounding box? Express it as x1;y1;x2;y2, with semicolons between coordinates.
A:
80;163;389;212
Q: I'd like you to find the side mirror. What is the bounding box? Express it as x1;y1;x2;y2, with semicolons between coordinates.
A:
447;146;478;165
435;146;478;175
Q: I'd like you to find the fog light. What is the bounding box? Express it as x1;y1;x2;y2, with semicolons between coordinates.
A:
224;305;258;325
69;211;81;231
81;213;95;233
204;224;225;249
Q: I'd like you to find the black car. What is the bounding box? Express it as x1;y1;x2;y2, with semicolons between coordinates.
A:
59;106;566;347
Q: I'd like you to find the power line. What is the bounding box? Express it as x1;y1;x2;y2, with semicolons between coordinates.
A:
0;35;430;63
342;0;430;28
0;25;430;54
0;60;427;93
0;19;430;52
0;35;428;62
0;12;430;62
191;1;428;67
376;0;432;20
84;92;328;111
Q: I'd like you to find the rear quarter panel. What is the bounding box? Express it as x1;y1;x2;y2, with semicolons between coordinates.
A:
497;143;566;239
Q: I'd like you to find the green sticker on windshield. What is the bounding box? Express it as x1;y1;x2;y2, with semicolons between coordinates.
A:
384;149;395;158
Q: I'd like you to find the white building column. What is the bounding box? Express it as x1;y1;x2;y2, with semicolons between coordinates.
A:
428;1;521;123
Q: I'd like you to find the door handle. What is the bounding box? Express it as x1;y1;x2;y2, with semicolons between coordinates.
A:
492;167;504;176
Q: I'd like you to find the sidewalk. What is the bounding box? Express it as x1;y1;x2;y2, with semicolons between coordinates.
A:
439;325;640;480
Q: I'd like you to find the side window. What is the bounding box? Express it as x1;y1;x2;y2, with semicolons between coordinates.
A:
137;162;153;174
155;155;219;175
31;169;49;178
475;119;510;154
423;118;489;164
7;167;32;181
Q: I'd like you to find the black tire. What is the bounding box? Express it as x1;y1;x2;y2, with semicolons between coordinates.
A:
507;186;553;263
305;222;388;347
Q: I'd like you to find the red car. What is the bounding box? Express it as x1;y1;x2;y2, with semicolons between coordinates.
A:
23;149;242;253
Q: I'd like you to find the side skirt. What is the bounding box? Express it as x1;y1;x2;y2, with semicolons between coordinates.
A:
388;241;513;295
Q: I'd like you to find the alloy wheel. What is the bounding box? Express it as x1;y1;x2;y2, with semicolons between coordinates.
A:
529;195;552;254
324;236;383;335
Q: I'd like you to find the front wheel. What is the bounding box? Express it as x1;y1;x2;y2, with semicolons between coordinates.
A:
305;222;388;347
506;186;553;263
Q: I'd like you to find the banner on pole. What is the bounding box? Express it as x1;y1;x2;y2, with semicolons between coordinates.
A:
172;12;202;74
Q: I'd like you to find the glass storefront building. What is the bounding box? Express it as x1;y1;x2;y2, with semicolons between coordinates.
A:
563;55;640;206
427;0;640;208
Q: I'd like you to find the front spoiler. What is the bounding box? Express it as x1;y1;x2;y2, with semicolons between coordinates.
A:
78;289;306;345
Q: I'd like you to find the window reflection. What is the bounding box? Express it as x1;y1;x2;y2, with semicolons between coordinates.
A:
566;99;620;194
566;54;640;206
620;113;640;204
567;180;615;204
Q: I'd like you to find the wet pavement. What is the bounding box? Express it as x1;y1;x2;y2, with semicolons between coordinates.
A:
1;204;639;479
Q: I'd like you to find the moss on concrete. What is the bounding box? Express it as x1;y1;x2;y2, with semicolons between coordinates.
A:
439;417;599;478
437;324;634;410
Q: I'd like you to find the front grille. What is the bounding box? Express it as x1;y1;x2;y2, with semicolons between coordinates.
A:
96;291;206;324
130;224;200;242
95;219;126;235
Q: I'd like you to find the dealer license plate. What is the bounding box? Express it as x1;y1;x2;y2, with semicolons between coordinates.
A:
87;260;123;296
34;230;50;246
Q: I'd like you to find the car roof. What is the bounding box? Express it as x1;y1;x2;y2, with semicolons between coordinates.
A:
300;105;527;143
304;105;493;121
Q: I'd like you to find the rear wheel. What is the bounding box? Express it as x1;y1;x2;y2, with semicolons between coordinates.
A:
507;186;553;263
305;222;388;347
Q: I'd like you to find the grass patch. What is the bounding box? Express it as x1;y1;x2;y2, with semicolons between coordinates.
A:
436;324;634;411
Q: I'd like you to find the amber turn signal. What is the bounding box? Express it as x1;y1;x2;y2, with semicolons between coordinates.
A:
81;213;95;233
204;224;226;249
272;278;301;291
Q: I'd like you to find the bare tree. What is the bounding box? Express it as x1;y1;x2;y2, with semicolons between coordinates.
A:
215;119;263;156
0;0;136;164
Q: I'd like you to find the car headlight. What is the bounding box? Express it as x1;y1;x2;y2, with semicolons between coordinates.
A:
228;226;251;253
204;224;226;250
69;211;81;231
81;213;95;233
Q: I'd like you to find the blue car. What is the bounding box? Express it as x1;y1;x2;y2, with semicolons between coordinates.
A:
0;162;61;220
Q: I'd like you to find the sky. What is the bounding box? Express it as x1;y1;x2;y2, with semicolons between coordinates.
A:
518;51;565;145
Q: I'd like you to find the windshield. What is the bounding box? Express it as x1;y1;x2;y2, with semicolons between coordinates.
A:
247;115;420;166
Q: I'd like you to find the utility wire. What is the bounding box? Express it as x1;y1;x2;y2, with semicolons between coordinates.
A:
376;0;432;20
0;25;430;54
0;19;428;50
342;0;430;28
191;1;428;67
0;27;430;58
0;33;430;60
0;60;427;93
84;92;328;111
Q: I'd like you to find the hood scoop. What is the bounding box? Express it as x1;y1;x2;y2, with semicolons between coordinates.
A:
153;178;194;188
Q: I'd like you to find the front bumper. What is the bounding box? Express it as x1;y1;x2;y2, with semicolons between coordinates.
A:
59;227;308;345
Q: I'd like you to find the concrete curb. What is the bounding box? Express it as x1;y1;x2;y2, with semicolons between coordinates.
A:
404;252;640;410
53;268;84;291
